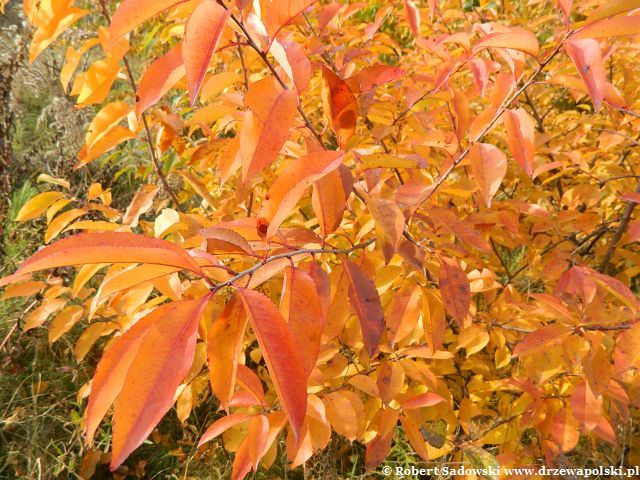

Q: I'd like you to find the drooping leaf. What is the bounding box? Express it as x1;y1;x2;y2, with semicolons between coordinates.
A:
342;259;385;357
504;108;535;176
183;0;230;104
312;164;353;237
280;267;324;376
110;297;209;469
321;65;357;148
512;323;571;357
438;256;470;327
469;142;507;207
474;29;539;57
565;38;606;112
237;289;308;439
240;78;298;182
207;294;247;412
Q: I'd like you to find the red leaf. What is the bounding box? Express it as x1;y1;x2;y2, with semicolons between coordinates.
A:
0;232;202;287
566;38;606;112
438;256;470;327
110;297;209;469
108;0;189;49
237;289;308;439
136;44;185;117
402;392;446;409
346;65;406;94
183;0;230;104
280;267;324;376
342;259;385;357
207;294;247;412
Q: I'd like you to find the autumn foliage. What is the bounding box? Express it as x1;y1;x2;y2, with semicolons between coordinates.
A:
5;0;640;476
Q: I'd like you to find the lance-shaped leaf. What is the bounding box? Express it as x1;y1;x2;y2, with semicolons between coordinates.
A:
266;0;317;38
0;232;203;287
136;44;185;117
614;322;640;374
85;302;180;443
312;164;353;237
108;0;189;49
504;108;535;176
241;78;298;182
207;294;247;412
512;323;571;357
280;267;324;376
474;29;539;57
566;38;606;112
183;0;230;105
321;65;357;148
110;297;209;469
585;0;640;24
198;413;253;447
403;0;420;37
258;150;344;238
346;65;406;94
438;256;470;327
365;195;405;264
342;259;385;357
575;16;640;39
237;289;307;439
16;191;65;222
469;142;507;208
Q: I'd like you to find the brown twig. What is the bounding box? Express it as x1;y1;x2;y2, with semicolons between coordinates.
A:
97;0;181;209
599;183;640;273
415;33;571;209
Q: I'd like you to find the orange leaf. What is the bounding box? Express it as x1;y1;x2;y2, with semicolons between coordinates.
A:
474;29;539;57
0;232;203;287
575;15;640;39
570;380;602;432
403;0;420;37
401;392;446;409
321;65;357;148
108;0;189;49
346;65;407;94
512;323;571;357
84;302;177;444
240;78;298;182
280;267;324;376
183;0;230;104
237;289;308;439
565;38;606;112
247;415;270;469
438;256;470;327
585;0;640;24
199;413;253;447
504;108;535;176
258;150;345;238
312;164;353;237
266;0;317;38
614;322;640;374
469;142;507;208
342;259;385;357
135;44;185;117
376;361;405;404
207;294;247;412
366;195;405;263
110;297;209;469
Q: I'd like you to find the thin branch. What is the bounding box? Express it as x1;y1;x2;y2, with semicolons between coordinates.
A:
599;183;640;273
415;34;570;209
97;0;182;209
209;238;375;292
